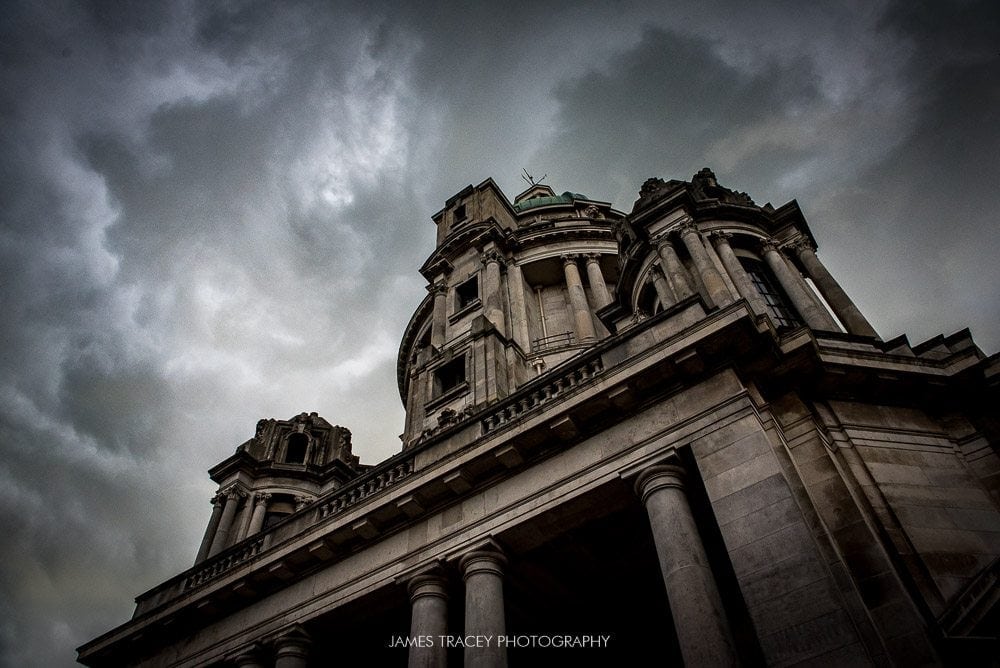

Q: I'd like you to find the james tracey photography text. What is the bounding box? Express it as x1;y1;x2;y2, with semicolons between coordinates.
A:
388;635;612;649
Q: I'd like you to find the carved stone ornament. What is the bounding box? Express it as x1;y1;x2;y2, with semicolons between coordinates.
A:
480;249;506;266
639;177;667;199
426;281;448;295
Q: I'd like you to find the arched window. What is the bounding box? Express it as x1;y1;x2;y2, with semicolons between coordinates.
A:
739;256;800;329
285;433;308;464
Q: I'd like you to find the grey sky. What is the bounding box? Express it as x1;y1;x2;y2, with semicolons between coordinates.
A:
1;1;997;665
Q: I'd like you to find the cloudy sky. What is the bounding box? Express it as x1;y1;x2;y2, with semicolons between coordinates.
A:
1;0;997;665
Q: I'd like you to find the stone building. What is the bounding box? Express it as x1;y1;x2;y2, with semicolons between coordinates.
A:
78;171;1000;666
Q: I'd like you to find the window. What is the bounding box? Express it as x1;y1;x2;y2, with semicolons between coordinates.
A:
433;357;467;397
285;432;308;464
455;275;479;311
740;257;800;328
454;204;467;222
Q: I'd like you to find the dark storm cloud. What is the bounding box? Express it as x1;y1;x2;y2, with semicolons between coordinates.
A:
1;1;997;666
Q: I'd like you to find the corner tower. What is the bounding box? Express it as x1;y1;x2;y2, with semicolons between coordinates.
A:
397;178;623;447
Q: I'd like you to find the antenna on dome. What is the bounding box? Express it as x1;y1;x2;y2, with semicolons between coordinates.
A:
521;168;547;187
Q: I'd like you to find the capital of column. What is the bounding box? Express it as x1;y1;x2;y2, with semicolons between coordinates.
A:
222;485;245;501
273;625;311;660
459;549;507;581
231;642;266;668
407;571;449;603
676;217;699;235
634;464;687;505
293;495;311;511
480;249;506;266
789;237;816;254
584;252;602;265
254;492;272;507
210;493;224;507
426;281;448;295
758;237;779;255
709;230;733;243
650;232;675;248
560;252;581;266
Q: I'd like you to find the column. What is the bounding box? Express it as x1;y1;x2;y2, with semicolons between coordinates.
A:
273;626;311;668
654;235;694;300
678;220;732;308
650;263;676;310
561;254;596;342
710;231;768;316
208;487;243;558
481;250;507;338
760;239;839;330
506;263;531;352
793;240;879;337
460;548;507;668
195;494;225;563
428;281;448;349
246;493;271;536
294;495;311;512
584;254;612;309
635;464;737;667
407;571;449;668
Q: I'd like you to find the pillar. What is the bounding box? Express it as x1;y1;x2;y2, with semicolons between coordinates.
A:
429;281;448;350
584;254;612;308
793;240;879;337
760;239;839;330
208;487;243;558
506;263;531;352
195;494;225;563
650;263;676;309
710;231;768;316
561;254;596;342
654;235;695;300
481;250;507;338
635;464;737;667
407;571;449;668
246;493;271;536
273;626;311;668
460;548;507;668
678;220;732;308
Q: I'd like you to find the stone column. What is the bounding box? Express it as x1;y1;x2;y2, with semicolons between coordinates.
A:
428;281;448;350
506;263;531;352
460;548;508;668
246;493;271;536
208;487;243;558
793;240;878;337
584;254;612;309
635;465;737;667
195;494;225;563
678;220;732;308
481;250;507;338
650;263;676;310
760;239;838;330
407;571;449;668
711;231;768;316
561;254;596;342
273;626;311;668
654;235;695;300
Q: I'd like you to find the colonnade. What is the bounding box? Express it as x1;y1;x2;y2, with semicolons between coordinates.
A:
397;462;736;668
647;222;876;337
196;488;310;563
427;251;613;355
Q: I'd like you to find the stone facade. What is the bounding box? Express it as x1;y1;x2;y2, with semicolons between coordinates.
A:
78;172;999;666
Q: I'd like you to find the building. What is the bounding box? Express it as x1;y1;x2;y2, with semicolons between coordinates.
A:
78;170;1000;666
